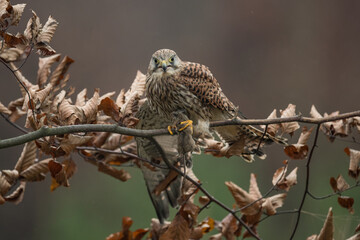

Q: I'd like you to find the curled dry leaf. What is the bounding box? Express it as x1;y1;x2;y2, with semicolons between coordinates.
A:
2;3;26;27
351;117;360;133
217;213;238;240
116;89;125;108
97;162;131;182
98;97;120;122
0;47;26;62
199;195;210;206
272;162;298;191
49;56;74;87
48;159;76;191
4;181;26;205
24;10;41;43
75;88;87;107
14;141;37;173
284;126;313;160
0;101;11;115
344;147;360;180
329;174;349;193
59;134;93;155
37;16;58;43
159;211;191;240
261;109;280;136
280;104;300;136
20;158;51;181
37;54;61;87
81;88;99;123
311;105;350;142
261;193;287;216
338;196;355;214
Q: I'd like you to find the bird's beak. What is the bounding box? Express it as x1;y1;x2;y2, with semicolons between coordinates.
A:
161;60;167;71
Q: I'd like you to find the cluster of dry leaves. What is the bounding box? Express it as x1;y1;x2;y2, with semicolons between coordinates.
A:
0;1;360;239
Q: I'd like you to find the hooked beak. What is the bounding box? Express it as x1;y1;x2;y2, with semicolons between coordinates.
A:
161;60;167;71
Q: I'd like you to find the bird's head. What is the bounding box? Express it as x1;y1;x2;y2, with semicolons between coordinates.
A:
148;49;182;76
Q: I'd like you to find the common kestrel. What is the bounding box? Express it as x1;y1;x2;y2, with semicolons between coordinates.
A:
146;49;285;162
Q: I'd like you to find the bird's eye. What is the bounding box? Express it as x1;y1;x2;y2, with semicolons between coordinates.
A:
169;57;174;63
154;58;159;65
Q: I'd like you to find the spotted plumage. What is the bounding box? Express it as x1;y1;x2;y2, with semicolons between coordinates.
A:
146;48;286;161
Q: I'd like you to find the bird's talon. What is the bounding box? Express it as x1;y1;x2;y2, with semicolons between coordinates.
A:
178;120;193;133
168;125;176;135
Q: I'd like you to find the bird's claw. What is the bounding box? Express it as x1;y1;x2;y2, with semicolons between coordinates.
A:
178;120;193;133
168;125;177;135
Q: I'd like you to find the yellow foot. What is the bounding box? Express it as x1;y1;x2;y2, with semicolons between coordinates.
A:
178;120;193;133
167;125;177;135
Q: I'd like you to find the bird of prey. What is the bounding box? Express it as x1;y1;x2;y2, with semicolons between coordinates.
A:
145;48;286;162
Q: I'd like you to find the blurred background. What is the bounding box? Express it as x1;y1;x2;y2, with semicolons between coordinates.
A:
1;1;360;239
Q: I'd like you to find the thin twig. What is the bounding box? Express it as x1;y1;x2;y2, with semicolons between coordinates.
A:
289;124;321;240
148;137;262;240
308;182;360;200
0;112;28;134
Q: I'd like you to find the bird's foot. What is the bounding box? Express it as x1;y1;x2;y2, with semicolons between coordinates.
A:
178;120;193;133
167;125;177;135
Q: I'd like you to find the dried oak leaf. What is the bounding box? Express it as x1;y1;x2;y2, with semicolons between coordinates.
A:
37;53;61;87
24;10;41;43
48;158;76;191
261;193;287;216
99;97;121;122
284;126;313;160
4;181;26;205
338;196;355;214
14;141;37;173
329;174;349;193
20;158;51;182
307;208;334;240
344;147;360;180
0;171;13;198
59;134;93;155
80;88;99;123
106;216;148;240
261;109;280;136
199;196;210;206
116;89;125;108
0;2;26;28
97;162;131;182
280;104;300;136
219;213;238;240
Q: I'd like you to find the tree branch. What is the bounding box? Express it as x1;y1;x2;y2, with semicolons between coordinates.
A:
1;110;359;149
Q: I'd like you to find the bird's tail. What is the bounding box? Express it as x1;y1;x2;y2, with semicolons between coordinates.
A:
212;123;287;162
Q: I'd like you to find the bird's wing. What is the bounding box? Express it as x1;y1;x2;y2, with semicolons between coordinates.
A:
178;61;236;112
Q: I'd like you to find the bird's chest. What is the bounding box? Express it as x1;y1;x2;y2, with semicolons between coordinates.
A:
146;75;207;119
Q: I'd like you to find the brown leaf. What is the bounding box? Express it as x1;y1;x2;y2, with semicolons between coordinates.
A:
48;159;69;191
0;171;13;197
225;181;260;215
132;228;149;240
262;193;287;216
351;117;360;133
49;56;74;87
97;162;131;182
34;83;53;110
0;32;26;47
35;42;56;56
37;54;61;87
75;88;87;107
329;174;349;193
310;105;323;119
356;224;360;233
261;109;280;136
116;89;125;108
280;104;300;136
338;196;354;214
285;126;313;160
199;196;210;206
24;10;41;43
81;89;99;123
159;212;191;240
0;47;26;62
0;101;11;114
37;16;58;43
4;181;26;205
20;158;51;181
317;207;334;240
347;233;360;240
14;141;37;173
249;173;262;200
272;163;298;191
219;213;238;240
124;70;146;100
345;147;360;180
99;97;120;122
